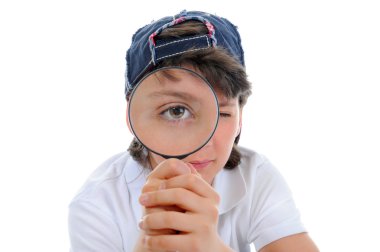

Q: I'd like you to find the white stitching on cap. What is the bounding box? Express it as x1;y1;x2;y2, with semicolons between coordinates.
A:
129;35;211;90
155;35;208;48
156;47;209;61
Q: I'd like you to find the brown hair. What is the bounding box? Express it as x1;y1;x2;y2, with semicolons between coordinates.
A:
127;21;252;169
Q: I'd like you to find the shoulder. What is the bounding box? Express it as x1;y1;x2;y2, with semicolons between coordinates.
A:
69;151;144;207
68;152;143;251
214;147;274;214
237;147;307;250
237;146;280;185
237;146;293;203
68;152;146;251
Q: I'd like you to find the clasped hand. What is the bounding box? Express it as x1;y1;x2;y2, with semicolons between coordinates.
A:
135;158;226;252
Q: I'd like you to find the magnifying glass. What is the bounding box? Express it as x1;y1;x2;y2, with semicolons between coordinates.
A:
128;66;219;159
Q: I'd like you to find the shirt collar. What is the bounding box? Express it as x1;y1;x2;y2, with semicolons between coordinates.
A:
123;155;150;184
213;166;247;215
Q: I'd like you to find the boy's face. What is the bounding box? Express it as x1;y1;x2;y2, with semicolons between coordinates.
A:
148;91;242;185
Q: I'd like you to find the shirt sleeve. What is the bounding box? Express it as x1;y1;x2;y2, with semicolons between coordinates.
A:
68;200;124;252
248;159;306;251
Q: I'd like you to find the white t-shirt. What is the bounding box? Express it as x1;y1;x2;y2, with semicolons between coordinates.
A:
68;147;306;252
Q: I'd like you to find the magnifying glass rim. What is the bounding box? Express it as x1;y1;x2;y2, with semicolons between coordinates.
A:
128;66;220;159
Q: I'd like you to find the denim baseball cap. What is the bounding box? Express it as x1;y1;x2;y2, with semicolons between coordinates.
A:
125;10;245;96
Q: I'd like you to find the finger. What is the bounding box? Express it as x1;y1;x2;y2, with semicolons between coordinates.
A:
188;164;202;177
161;174;220;204
135;234;167;252
140;211;198;233
141;179;163;193
143;227;177;236
144;205;184;218
143;233;200;252
143;159;191;193
139;188;215;214
147;158;191;180
142;206;184;236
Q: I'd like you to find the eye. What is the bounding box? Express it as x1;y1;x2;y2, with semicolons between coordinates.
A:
160;105;192;121
219;112;231;118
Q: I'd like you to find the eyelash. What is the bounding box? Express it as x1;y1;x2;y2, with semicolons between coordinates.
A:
219;112;231;118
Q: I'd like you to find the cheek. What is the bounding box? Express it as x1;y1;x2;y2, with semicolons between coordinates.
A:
213;120;239;151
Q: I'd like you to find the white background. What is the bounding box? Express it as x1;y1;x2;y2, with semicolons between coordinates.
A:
0;0;379;251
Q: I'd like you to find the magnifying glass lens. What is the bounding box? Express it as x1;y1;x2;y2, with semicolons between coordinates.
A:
128;67;219;159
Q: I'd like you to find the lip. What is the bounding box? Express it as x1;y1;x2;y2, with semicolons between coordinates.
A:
189;160;213;170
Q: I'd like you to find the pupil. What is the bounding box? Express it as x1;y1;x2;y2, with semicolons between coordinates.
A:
169;107;184;118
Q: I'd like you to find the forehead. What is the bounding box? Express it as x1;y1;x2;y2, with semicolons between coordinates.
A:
215;91;238;107
176;65;239;103
141;68;214;99
129;66;240;106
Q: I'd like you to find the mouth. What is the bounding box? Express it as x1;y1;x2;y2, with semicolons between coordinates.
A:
189;160;213;170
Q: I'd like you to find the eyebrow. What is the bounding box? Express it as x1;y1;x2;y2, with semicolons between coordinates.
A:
148;91;235;108
148;91;198;101
218;100;236;107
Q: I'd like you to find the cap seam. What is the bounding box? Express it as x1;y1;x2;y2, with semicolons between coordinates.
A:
156;46;209;62
155;35;209;49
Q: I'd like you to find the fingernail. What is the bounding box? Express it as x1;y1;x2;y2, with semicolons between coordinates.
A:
139;193;149;205
138;219;144;230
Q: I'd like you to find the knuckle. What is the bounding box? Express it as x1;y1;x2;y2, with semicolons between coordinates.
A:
143;215;152;228
209;205;219;221
166;158;179;170
166;158;189;174
149;235;166;250
145;236;162;250
145;235;156;249
144;235;153;248
144;191;157;205
214;192;221;205
144;206;162;215
141;183;156;193
199;222;210;233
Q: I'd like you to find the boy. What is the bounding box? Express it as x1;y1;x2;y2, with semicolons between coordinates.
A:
69;10;319;252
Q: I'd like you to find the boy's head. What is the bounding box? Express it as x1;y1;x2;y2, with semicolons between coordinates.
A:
125;10;251;173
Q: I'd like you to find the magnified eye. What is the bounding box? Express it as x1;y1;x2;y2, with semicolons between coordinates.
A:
161;105;192;121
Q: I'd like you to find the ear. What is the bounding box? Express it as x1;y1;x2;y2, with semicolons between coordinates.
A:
125;103;133;134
